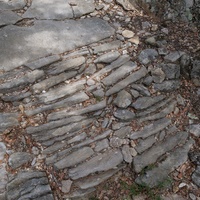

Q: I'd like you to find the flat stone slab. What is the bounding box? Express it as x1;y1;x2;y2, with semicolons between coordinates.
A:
0;18;114;71
23;0;95;19
0;0;26;11
136;139;194;188
0;113;19;132
6;171;54;200
69;149;123;180
0;10;21;26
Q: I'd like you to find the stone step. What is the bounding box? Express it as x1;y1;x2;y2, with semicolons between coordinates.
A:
46;56;85;75
26;115;86;134
24;55;61;70
102;61;137;86
129;118;171;140
25;92;89;116
138;99;176;122
37;79;86;104
105;67;148;96
47;100;107;121
0;113;19;132
132;95;165;110
6;171;54;200
0;70;44;93
54;147;94;169
45;130;112;165
135;139;194;188
136;96;173;117
69;149;123;180
133;131;189;173
39;119;94;155
74;165;125;190
91;55;130;80
31;71;77;94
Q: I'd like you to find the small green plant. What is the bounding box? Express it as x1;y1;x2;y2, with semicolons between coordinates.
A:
120;176;173;200
94;95;102;102
89;197;99;200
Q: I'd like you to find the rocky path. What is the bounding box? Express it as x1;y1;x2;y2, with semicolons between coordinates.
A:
0;0;200;200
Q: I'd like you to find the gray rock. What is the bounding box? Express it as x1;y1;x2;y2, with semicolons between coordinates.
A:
122;30;135;38
191;60;200;86
136;96;172;118
114;90;132;108
0;165;7;196
158;48;169;55
138;100;176;122
47;100;106;121
131;84;150;96
32;71;77;94
94;51;120;64
186;124;200;137
92;89;105;98
75;167;123;190
0;142;6;160
0;113;18;132
151;67;165;83
0;10;21;26
7;171;54;200
130;89;140;98
92;40;121;54
102;61;137;86
26;92;89;116
0;18;114;71
47;56;85;75
23;0;94;19
54;147;94;169
25;55;61;70
37;79;86;103
164;51;185;63
129;118;171;139
92;55;130;80
114;126;132;138
135;139;194;187
95;139;109;152
106;67;148;96
85;64;96;75
145;36;157;46
188;151;200;166
143;76;153;86
162;194;187;200
26;116;85;134
116;0;138;10
192;166;200;187
64;188;95;199
138;49;158;65
70;0;95;18
132;95;165;110
161;63;180;79
122;145;133;163
0;0;26;10
110;137;124;147
114;109;135;121
69;149;123;180
135;136;156;154
61;180;73;193
8;152;33;169
67;132;87;144
133;131;189;173
180;54;191;78
0;70;44;93
153;80;180;92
